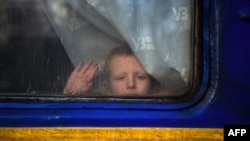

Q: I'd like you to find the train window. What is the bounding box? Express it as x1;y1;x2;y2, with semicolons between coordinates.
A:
0;0;201;102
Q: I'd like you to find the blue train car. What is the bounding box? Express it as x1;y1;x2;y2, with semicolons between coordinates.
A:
0;0;249;140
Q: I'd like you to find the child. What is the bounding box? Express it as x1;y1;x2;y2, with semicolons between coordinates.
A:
63;45;160;96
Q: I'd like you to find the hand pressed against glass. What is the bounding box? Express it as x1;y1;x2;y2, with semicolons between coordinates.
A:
107;55;151;96
63;60;98;95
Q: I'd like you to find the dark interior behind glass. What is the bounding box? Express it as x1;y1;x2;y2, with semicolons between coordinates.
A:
0;0;200;102
0;0;74;94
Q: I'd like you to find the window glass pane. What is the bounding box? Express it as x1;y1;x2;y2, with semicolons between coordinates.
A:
0;0;194;97
0;0;73;94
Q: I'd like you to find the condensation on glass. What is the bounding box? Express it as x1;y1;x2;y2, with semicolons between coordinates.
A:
0;0;194;97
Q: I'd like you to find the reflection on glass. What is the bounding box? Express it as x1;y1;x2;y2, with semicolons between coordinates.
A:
0;0;193;97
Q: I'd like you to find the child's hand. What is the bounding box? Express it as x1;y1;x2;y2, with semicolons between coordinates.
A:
63;60;98;95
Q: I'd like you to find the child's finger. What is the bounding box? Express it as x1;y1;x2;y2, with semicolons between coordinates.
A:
81;60;93;74
75;61;84;72
83;61;97;76
84;62;98;82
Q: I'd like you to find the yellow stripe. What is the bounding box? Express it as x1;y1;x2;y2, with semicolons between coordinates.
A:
0;127;223;141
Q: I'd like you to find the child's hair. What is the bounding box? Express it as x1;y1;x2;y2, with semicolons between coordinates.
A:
104;44;134;78
103;44;160;94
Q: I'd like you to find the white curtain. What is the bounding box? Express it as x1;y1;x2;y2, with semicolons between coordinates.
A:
41;0;192;94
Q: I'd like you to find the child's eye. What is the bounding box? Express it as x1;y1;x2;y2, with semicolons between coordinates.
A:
137;75;147;80
114;76;125;80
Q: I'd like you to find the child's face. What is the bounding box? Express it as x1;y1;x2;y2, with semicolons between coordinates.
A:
108;55;151;96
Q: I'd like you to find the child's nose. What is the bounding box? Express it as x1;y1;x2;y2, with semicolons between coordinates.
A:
127;75;136;89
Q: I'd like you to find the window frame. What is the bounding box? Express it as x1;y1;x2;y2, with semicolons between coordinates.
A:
0;0;217;121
